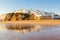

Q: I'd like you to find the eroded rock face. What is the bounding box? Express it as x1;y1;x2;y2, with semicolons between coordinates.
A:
4;13;52;21
4;13;30;21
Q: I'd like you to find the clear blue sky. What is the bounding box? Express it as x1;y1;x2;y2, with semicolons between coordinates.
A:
0;0;60;14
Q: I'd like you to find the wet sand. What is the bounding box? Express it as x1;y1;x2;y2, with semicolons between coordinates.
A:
0;30;21;40
0;22;60;40
0;27;60;40
21;27;60;40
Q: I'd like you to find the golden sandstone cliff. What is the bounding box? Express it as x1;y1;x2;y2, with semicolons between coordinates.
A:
1;9;60;21
4;13;42;21
4;13;30;21
4;13;52;21
4;9;52;21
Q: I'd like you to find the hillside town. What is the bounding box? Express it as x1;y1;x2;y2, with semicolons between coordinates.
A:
0;9;60;21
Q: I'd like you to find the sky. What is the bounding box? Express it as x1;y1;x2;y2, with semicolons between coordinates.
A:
0;0;60;15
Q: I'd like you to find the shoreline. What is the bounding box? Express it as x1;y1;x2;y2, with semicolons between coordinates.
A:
0;20;60;25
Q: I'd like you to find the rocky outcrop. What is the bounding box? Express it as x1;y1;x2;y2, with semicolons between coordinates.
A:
4;13;30;21
3;9;57;21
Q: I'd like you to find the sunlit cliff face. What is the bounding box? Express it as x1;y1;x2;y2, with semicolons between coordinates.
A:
4;13;41;21
2;9;42;21
0;9;53;21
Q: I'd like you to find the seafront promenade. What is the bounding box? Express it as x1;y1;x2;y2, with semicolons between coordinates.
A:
0;20;60;25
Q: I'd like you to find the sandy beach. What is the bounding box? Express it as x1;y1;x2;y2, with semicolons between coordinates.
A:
0;20;60;25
